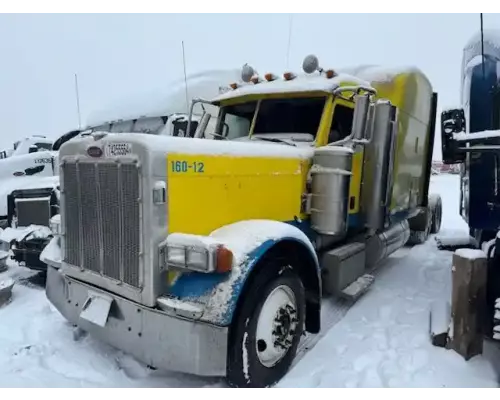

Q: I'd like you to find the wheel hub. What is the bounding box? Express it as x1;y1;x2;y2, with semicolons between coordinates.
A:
273;304;297;349
255;285;298;368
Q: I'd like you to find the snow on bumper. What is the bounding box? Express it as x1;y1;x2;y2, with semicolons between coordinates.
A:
45;266;228;377
39;236;61;269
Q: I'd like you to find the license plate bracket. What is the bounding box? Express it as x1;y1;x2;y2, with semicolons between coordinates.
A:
79;290;113;327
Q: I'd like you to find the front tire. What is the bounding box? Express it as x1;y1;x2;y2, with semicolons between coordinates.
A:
226;264;305;388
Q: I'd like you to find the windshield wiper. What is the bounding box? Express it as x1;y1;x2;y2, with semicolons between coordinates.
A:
252;136;297;146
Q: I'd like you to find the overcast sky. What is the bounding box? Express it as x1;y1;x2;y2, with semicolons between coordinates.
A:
0;13;498;159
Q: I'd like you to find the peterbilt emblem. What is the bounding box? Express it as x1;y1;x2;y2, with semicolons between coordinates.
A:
87;146;103;158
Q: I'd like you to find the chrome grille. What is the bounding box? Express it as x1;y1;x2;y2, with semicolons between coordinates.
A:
62;160;141;288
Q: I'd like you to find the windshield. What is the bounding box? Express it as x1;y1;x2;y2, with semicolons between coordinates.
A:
34;142;53;151
217;97;326;142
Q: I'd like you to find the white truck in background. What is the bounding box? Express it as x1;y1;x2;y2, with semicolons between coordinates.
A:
0;136;56;223
85;69;240;138
0;135;53;160
0;68;241;271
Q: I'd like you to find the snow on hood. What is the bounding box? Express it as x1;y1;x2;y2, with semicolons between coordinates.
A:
68;132;315;160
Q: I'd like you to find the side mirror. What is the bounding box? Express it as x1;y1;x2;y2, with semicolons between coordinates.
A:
441;108;466;164
28;145;38;153
194;113;212;139
351;94;371;141
186;97;214;139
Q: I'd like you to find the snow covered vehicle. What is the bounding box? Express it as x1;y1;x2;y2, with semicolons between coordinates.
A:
439;29;500;340
43;55;441;388
1;69;242;272
0;135;53;160
0;135;55;226
84;69;241;139
441;30;500;245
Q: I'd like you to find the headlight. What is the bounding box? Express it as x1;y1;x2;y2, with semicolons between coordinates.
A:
50;214;61;235
159;233;233;274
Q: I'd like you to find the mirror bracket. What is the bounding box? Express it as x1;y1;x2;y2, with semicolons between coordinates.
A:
441;108;466;164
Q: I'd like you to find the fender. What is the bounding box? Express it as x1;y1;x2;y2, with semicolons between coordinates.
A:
167;219;321;328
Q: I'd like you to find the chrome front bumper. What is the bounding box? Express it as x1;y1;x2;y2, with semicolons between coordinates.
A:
46;266;228;377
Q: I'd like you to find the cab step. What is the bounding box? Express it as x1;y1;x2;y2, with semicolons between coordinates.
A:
339;274;375;302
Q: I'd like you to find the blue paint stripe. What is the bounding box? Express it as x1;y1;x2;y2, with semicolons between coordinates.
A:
168;214;361;303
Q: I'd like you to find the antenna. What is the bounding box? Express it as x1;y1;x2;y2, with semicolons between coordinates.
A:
286;14;293;69
182;41;189;114
480;13;485;80
74;73;82;129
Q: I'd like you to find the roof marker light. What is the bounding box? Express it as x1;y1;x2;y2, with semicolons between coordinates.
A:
264;73;278;81
251;75;262;84
283;72;297;81
325;69;337;79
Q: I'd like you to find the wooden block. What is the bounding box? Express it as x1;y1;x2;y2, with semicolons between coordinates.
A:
449;249;487;360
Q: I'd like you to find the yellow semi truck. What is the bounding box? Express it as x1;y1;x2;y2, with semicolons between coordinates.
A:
43;55;441;388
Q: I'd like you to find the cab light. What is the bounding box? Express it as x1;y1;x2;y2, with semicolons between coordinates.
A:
283;72;297;81
264;73;278;81
325;69;337;79
251;76;261;84
229;82;239;90
216;245;233;273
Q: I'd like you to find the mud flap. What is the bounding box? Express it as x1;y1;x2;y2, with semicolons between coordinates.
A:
294;297;351;367
79;290;113;328
292;248;411;369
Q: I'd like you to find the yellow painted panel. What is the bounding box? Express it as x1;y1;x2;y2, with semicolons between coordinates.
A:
313;96;334;147
369;72;433;213
167;154;306;235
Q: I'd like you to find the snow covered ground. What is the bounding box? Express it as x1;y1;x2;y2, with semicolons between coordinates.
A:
0;174;499;388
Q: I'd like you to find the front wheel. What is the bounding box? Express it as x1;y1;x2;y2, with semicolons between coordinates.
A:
226;265;305;388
